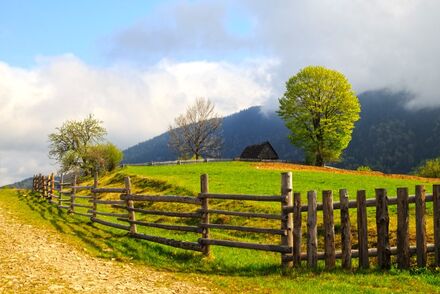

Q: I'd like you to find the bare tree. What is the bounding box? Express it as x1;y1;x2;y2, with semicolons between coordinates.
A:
168;98;223;160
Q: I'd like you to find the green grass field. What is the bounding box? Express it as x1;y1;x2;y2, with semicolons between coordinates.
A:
3;161;440;293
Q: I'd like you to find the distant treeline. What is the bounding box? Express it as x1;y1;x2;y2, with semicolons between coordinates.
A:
123;90;440;174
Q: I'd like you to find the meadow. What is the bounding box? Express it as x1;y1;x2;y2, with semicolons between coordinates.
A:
3;161;440;293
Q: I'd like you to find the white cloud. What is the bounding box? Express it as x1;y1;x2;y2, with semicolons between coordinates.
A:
109;0;440;108
0;55;275;185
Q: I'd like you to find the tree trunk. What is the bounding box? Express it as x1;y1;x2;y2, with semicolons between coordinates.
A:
315;153;324;166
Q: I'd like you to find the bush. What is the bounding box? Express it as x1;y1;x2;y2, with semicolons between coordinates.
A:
356;165;372;172
84;143;123;174
416;158;440;178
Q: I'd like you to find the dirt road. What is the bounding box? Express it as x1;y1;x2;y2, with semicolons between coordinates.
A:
0;206;211;293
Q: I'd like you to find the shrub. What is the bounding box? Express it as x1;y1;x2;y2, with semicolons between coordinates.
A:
416;158;440;178
84;143;123;174
356;165;372;172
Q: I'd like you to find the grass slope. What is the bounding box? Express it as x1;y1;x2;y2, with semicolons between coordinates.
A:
3;162;440;293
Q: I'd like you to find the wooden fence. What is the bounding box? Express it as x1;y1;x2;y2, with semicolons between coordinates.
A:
31;172;440;271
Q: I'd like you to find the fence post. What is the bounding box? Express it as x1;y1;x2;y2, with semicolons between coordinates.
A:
49;173;54;203
91;172;98;220
397;187;410;269
70;175;77;214
376;188;390;269
357;190;369;269
434;184;440;267
323;190;335;270
39;173;43;195
281;172;293;270
200;174;210;256
415;185;427;267
125;176;137;234
43;176;48;198
293;192;302;267
307;190;318;268
340;189;352;270
58;174;64;206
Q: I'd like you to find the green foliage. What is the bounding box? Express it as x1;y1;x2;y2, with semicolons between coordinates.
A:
48;114;107;173
416;158;440;178
356;165;372;172
84;143;123;174
278;66;360;166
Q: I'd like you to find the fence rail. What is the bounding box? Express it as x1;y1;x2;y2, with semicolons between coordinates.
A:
31;172;440;272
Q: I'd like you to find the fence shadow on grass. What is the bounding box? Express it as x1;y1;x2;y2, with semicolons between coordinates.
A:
16;190;280;276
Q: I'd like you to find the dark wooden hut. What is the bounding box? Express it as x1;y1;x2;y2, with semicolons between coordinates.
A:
239;141;279;160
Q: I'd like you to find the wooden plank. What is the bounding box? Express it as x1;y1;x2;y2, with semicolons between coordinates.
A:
340;189;352;270
71;203;93;209
289;194;434;213
200;174;210;256
71;195;93;199
204;209;281;220
121;194;201;204
416;185;427;267
376;188;391;269
72;211;92;218
121;206;200;218
132;232;202;252
397;187;410;269
119;218;201;233
91;200;125;205
434;184;440;266
281;172;293;270
198;238;291;253
280;244;438;262
88;210;128;218
307;190;318;268
357;190;369;269
92;187;127;193
293;192;302;267
199;223;286;235
323;190;335;270
71;185;93;191
200;193;284;202
91;217;130;231
58;205;70;210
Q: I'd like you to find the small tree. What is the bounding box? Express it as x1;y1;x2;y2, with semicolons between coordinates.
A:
84;143;123;174
278;66;360;166
416;158;440;178
168;98;223;159
48;114;107;172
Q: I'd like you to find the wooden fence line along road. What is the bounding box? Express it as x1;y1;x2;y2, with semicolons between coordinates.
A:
121;158;287;167
31;173;440;272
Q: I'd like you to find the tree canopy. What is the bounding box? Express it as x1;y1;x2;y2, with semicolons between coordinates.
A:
278;66;360;166
48;114;110;173
168;98;223;159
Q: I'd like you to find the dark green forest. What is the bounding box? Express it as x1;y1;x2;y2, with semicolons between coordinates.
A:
123;90;440;174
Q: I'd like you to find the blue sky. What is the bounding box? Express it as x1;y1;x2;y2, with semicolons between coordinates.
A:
1;0;440;185
0;0;256;67
0;0;165;66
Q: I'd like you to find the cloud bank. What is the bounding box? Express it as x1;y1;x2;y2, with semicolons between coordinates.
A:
0;55;274;185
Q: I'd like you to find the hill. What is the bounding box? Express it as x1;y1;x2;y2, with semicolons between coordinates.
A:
123;90;440;174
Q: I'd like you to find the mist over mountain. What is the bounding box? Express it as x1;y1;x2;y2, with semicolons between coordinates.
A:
123;90;440;174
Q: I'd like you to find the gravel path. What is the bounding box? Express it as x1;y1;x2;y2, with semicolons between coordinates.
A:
0;206;211;293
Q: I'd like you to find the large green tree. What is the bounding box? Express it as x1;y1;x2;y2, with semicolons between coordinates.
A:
278;66;360;166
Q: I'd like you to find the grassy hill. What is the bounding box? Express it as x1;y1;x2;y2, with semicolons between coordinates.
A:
3;162;440;293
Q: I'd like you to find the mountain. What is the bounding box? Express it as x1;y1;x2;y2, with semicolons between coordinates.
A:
123;107;303;164
123;90;440;174
2;177;33;189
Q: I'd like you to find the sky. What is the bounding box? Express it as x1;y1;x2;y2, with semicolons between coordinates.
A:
1;0;440;185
